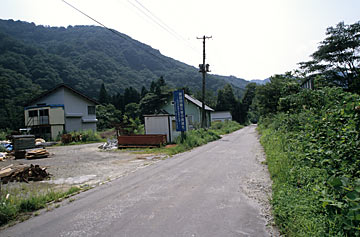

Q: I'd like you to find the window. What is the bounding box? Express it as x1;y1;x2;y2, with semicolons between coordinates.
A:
28;110;38;117
39;109;49;124
88;106;96;115
39;109;49;116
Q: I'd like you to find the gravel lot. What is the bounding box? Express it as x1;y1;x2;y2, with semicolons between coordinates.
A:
0;143;166;188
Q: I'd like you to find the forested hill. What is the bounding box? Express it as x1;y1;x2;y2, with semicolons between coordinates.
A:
0;19;248;100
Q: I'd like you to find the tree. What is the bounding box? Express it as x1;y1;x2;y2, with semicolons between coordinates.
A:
194;89;216;109
241;83;257;123
139;93;160;115
110;93;125;111
140;86;148;98
231;101;246;124
216;84;236;111
124;87;140;105
252;73;300;117
96;104;122;130
300;21;360;93
125;103;140;120
98;83;109;104
150;81;156;93
156;76;166;88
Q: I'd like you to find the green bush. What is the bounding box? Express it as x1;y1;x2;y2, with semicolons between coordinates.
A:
161;121;243;155
0;130;7;140
209;120;243;135
259;87;360;235
62;130;103;144
78;130;102;142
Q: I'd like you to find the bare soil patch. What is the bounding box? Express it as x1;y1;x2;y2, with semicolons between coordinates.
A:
0;143;163;190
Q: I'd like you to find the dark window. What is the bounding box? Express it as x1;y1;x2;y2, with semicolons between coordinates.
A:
88;106;96;115
39;109;49;116
39;109;49;124
29;110;38;117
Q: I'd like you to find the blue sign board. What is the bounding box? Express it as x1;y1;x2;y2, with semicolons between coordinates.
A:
173;90;186;132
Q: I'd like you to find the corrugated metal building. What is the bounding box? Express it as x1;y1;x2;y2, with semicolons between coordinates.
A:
211;111;232;122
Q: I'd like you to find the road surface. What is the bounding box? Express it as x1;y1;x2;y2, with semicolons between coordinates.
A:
2;125;276;237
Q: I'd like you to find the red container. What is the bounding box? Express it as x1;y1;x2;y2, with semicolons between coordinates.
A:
117;134;166;147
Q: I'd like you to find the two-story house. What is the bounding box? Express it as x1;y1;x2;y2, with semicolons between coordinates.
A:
24;84;98;140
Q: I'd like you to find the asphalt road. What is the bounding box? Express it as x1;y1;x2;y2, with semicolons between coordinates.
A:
2;125;275;237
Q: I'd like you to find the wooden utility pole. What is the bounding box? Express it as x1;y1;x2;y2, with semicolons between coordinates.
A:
197;35;212;128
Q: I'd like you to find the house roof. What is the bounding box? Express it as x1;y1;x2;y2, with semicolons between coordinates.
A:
185;94;214;111
26;83;99;106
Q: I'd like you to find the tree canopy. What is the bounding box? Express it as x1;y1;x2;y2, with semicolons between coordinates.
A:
300;21;360;93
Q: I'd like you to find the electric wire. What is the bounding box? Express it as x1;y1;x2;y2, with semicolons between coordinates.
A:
126;0;181;41
133;0;190;44
127;0;198;52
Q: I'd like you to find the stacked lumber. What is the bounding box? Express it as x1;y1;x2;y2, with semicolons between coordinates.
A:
26;148;50;159
0;164;50;184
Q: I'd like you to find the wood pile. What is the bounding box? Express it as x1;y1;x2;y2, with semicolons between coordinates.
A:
26;148;50;159
0;164;50;184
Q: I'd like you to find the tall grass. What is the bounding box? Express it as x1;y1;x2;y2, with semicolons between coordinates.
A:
259;87;360;236
162;121;243;155
0;184;81;226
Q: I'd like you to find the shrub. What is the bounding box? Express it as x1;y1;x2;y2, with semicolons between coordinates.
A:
259;87;360;235
0;130;7;140
161;121;243;155
61;130;103;144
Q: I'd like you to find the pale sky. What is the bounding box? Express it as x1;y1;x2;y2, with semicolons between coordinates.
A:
1;0;359;80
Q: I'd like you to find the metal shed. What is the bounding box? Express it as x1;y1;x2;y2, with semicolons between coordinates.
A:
144;114;189;143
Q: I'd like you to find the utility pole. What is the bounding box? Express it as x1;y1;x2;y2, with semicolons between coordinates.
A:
197;35;212;128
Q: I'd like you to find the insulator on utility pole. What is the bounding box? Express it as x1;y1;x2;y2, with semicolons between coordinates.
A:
199;64;204;72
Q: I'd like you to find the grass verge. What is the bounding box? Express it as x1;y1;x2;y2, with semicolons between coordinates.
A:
0;184;81;226
142;121;243;156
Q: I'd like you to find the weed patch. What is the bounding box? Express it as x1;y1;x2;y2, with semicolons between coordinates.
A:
0;184;81;226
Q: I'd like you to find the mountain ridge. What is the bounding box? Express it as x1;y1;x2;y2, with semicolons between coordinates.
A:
0;19;249;98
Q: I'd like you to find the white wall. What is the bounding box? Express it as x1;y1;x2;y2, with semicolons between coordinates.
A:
211;111;232;122
145;116;170;142
145;115;189;143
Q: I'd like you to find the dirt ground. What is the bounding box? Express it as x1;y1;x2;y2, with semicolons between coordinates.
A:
0;143;167;189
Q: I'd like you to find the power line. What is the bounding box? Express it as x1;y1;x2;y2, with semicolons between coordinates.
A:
127;0;198;52
133;0;187;42
62;0;169;64
127;0;181;41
